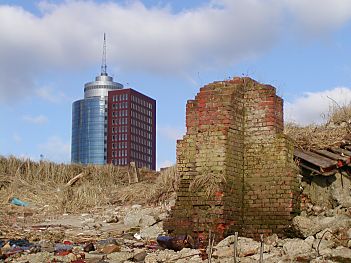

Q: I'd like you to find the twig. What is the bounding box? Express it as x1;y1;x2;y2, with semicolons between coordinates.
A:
208;230;212;263
234;232;238;263
259;234;264;263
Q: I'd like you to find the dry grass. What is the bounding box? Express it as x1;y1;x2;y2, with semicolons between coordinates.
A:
0;157;179;215
285;123;348;150
189;172;226;198
285;104;351;149
0;156;130;214
112;165;179;204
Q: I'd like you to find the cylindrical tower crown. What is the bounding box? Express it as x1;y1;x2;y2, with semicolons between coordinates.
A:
84;74;123;98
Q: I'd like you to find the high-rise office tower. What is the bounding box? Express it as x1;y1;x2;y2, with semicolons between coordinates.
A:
71;35;156;168
107;89;156;170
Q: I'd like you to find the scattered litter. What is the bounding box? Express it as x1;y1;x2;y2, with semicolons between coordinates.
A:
9;197;28;207
54;243;73;253
157;235;194;251
134;233;142;240
83;242;95;252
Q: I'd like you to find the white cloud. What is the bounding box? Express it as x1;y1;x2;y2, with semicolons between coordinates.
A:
157;125;185;141
35;86;66;103
285;87;351;125
22;114;48;124
38;136;70;163
1;0;351;102
285;0;351;36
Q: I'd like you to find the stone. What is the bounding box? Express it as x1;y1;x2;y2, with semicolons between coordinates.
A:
330;173;351;208
312;205;324;215
264;234;279;247
1;242;11;253
292;216;318;237
95;238;118;251
140;223;163;239
237;237;261;257
246;247;284;263
140;215;156;228
213;245;234;258
145;248;202;263
106;215;119;223
330;246;351;261
215;235;235;248
347;228;351;239
292;215;351;238
133;251;147;262
100;244;121;254
316;228;333;240
107;251;134;262
10;251;52;263
312;239;335;251
283;238;312;257
124;208;157;228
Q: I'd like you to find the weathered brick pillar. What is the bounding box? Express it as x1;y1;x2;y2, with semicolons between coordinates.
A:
164;77;299;243
241;79;299;238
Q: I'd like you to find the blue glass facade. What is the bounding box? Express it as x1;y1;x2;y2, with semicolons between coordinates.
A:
71;98;106;164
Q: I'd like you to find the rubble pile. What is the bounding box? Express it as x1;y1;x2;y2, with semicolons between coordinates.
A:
0;197;350;262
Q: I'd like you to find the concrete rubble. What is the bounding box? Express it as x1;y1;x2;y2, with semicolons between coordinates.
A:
1;198;351;262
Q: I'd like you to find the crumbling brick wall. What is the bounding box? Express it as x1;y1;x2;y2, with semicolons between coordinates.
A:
164;77;299;242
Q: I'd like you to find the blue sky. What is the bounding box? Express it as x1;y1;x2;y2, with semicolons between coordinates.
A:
1;0;351;169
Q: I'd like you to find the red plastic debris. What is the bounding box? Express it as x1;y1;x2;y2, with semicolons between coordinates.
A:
55;251;71;256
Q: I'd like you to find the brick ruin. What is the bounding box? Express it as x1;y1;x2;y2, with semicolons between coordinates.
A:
164;77;300;242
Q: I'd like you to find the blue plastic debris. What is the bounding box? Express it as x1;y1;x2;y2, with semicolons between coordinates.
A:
10;197;29;207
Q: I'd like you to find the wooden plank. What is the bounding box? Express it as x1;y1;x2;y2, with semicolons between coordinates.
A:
294;149;337;169
311;149;349;163
329;147;351;157
299;163;336;176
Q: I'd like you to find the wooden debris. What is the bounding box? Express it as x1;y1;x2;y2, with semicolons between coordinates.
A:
65;173;85;187
128;162;139;184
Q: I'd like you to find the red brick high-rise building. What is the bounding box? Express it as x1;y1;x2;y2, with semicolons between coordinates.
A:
107;89;156;170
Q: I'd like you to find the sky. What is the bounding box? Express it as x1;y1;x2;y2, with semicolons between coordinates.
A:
1;0;351;169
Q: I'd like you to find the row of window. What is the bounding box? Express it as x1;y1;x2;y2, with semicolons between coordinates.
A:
112;142;127;149
131;143;153;155
131;95;153;109
112;158;128;165
131;104;152;117
111;149;152;159
112;150;128;157
112;118;128;125
112;94;128;102
112;133;128;141
131;127;152;139
131;110;152;122
112;102;129;110
112;125;128;133
131;152;152;162
112;110;128;117
85;85;116;91
110;158;152;169
131;119;152;131
131;135;152;147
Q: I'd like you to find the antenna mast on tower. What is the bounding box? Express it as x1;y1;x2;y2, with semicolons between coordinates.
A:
101;33;107;76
